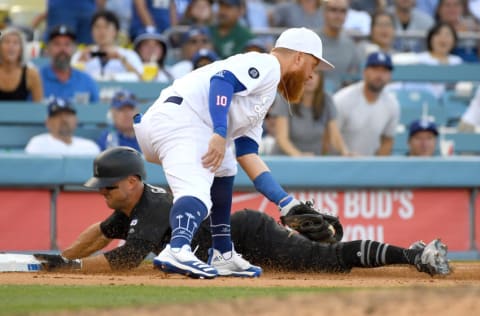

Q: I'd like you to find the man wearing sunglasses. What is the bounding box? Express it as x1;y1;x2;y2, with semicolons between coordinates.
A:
34;147;450;277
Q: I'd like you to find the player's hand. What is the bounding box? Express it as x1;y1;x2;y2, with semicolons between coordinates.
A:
33;254;81;271
202;133;226;172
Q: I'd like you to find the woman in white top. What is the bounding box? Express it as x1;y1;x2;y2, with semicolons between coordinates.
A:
406;22;462;98
71;10;144;81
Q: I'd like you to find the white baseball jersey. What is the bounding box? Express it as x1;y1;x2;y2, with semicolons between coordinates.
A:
171;52;281;145
134;52;281;210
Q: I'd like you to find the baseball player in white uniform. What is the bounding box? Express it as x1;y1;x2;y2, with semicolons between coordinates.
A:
133;27;334;279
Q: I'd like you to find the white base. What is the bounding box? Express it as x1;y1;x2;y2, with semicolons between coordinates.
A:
0;253;42;272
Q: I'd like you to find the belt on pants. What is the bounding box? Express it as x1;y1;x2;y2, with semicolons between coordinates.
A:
164;96;183;105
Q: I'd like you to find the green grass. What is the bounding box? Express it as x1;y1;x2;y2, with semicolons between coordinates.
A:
0;285;335;315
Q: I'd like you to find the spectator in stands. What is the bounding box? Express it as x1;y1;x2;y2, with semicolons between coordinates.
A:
320;0;362;91
343;5;372;36
269;0;324;29
350;0;387;14
97;90;141;152
129;0;177;40
434;0;480;62
133;29;174;83
415;0;439;17
32;0;101;45
259;111;277;155
459;87;480;132
71;10;144;81
270;69;350;156
387;0;434;52
407;119;439;156
25;97;100;155
358;11;397;60
180;0;214;26
243;38;268;53
469;0;480;21
170;26;215;79
209;0;254;59
0;7;10;32
0;27;43;102
398;22;462;98
334;52;400;156
41;25;99;104
191;48;219;69
104;0;133;41
244;0;270;31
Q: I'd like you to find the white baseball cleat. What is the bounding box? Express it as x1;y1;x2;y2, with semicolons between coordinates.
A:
208;244;262;277
154;244;218;279
412;239;451;276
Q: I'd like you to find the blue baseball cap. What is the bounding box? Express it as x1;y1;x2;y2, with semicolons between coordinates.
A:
47;97;76;117
192;48;219;68
365;52;394;70
48;24;76;41
408;119;439;138
111;90;138;109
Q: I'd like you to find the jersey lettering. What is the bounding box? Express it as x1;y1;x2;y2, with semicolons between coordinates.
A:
216;95;228;107
147;184;167;194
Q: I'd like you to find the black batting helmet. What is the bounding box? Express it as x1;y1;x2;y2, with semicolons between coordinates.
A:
84;146;146;188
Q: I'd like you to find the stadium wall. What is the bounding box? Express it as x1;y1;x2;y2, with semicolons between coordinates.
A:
0;154;479;259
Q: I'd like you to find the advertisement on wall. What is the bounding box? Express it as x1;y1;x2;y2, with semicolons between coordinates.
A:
232;189;471;250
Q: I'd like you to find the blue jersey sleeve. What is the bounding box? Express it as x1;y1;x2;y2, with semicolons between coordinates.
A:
209;70;247;137
234;136;259;157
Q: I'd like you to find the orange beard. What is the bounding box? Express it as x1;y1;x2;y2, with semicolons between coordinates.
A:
278;69;305;104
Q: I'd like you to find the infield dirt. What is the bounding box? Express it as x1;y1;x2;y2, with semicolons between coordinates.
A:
1;262;479;315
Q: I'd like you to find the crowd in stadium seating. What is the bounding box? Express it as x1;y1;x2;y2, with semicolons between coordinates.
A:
0;0;479;157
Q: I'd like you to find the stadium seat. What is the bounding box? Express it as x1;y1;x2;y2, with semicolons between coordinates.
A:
392;89;446;126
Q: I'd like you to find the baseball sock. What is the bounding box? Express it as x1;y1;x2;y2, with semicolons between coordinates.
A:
340;240;422;268
210;176;234;253
169;196;207;249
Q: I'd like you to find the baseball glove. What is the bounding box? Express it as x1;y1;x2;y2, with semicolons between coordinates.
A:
280;201;343;243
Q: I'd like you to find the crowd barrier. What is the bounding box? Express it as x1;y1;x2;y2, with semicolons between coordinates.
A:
0;154;479;260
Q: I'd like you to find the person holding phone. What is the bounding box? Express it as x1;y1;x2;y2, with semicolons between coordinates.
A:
71;10;144;81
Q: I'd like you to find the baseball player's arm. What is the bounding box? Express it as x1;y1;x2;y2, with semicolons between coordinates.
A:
203;70;246;172
235;137;300;215
237;152;270;180
62;222;112;260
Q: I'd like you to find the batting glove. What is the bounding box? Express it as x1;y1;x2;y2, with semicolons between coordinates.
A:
34;254;82;271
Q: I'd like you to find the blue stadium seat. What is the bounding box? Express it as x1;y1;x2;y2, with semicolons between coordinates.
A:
0;102;111;151
392;89;446;126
